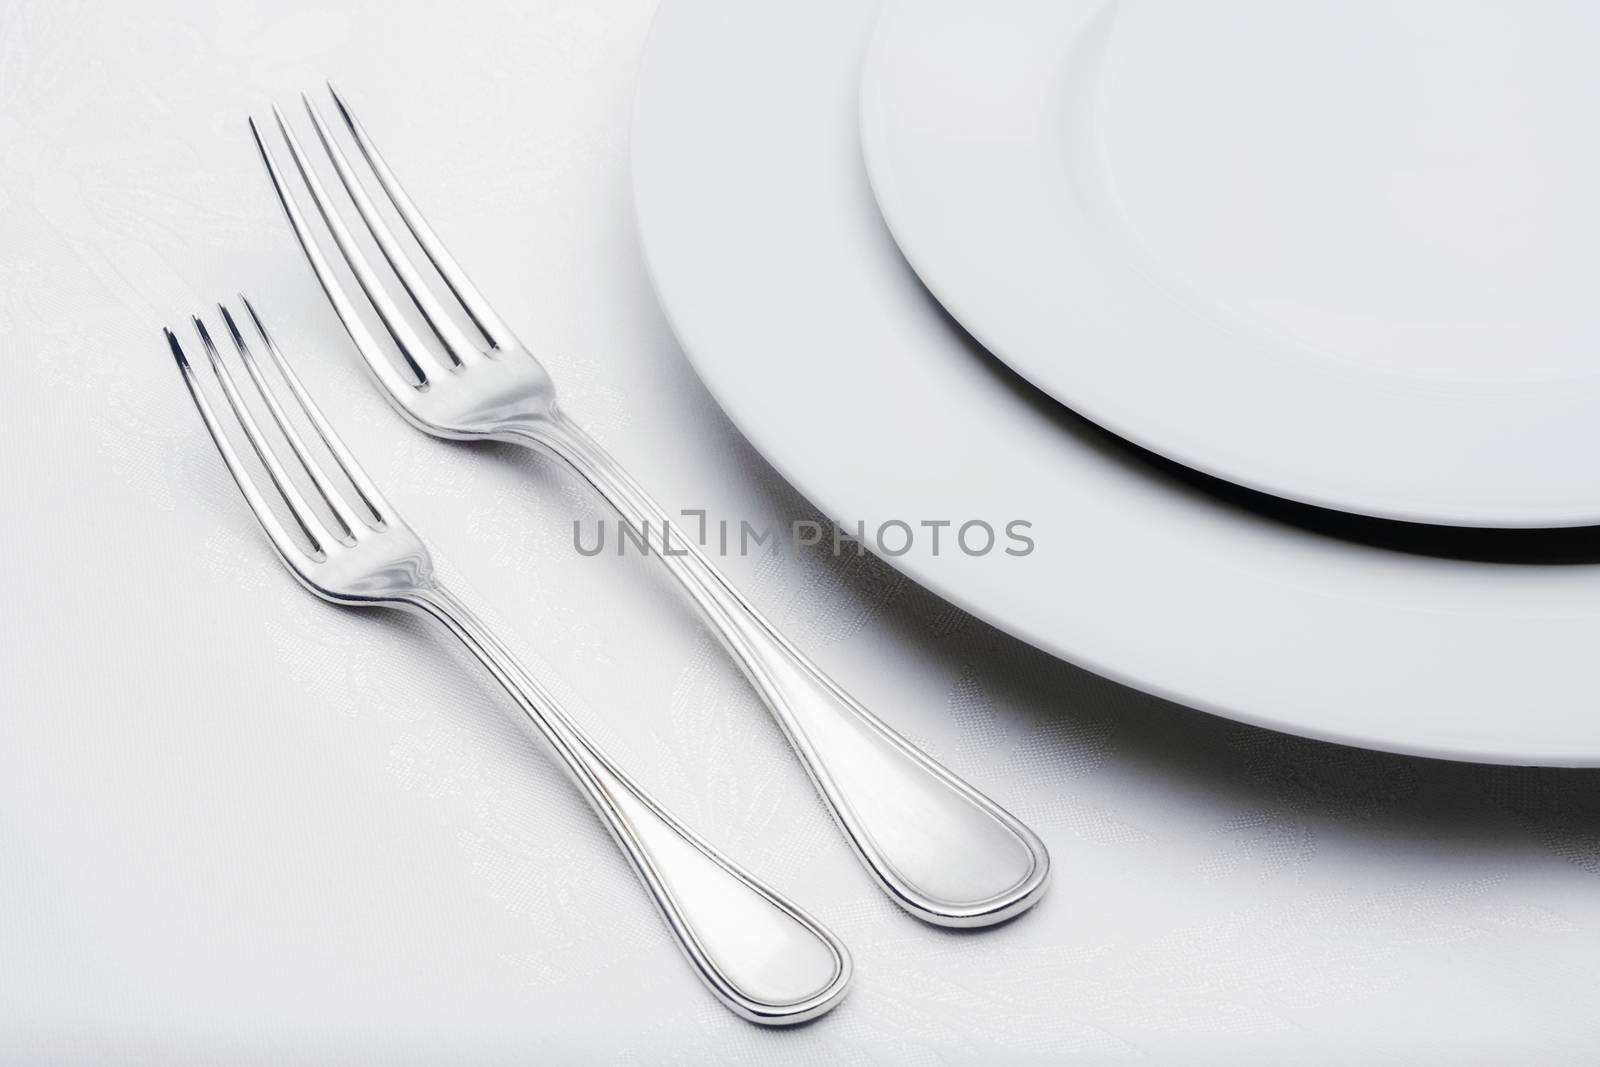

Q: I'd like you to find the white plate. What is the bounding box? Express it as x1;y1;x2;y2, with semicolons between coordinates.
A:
859;0;1600;528
632;0;1600;765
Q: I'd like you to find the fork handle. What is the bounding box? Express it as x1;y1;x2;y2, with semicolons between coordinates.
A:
403;581;851;1025
512;410;1050;927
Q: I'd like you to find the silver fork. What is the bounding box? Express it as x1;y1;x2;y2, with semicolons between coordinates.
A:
251;86;1049;928
166;299;851;1026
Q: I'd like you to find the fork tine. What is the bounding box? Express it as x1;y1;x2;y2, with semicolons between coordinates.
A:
220;304;367;540
250;116;431;397
238;295;395;526
265;105;452;380
176;322;327;558
302;94;486;366
326;82;515;352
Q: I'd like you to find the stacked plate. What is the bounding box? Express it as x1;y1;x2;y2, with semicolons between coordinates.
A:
631;0;1600;766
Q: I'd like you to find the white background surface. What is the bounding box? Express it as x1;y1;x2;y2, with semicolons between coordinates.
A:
3;0;1600;1062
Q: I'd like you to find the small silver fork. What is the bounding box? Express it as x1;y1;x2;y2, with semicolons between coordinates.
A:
253;86;1049;928
166;299;851;1026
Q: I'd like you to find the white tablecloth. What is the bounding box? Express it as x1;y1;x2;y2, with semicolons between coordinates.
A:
3;1;1599;1061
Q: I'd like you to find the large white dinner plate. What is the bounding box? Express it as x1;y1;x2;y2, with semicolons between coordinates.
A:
859;0;1600;528
631;0;1600;765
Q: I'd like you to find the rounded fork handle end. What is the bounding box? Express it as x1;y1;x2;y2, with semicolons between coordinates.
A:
770;658;1052;929
404;582;852;1025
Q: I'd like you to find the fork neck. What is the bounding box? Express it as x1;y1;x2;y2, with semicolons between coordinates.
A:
489;401;572;447
398;581;522;681
495;403;648;495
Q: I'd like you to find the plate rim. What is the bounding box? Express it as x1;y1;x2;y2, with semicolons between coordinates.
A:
631;0;1600;766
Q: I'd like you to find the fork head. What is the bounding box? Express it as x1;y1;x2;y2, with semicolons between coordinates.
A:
251;85;557;443
169;298;433;605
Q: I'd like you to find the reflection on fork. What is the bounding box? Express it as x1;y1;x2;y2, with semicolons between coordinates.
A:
165;298;851;1025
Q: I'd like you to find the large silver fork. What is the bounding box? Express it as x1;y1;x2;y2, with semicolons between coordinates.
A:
252;86;1049;928
166;299;851;1026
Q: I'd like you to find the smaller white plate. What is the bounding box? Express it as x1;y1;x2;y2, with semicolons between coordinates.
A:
861;0;1600;528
